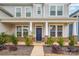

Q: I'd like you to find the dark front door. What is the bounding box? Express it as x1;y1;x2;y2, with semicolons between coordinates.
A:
36;28;42;41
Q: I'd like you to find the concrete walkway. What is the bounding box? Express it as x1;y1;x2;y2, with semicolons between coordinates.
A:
31;42;44;56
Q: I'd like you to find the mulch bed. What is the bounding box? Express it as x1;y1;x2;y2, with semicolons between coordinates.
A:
43;45;79;56
0;45;34;56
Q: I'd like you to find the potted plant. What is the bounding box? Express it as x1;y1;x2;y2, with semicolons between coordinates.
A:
24;36;32;46
9;34;18;51
45;37;55;46
57;37;64;47
0;32;7;51
69;36;76;46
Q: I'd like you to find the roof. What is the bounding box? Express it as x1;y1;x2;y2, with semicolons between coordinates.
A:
70;10;79;17
0;7;13;17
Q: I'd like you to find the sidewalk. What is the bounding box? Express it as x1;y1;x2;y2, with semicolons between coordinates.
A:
31;45;44;56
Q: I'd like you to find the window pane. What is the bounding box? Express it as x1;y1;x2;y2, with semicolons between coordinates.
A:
57;6;63;15
26;13;31;17
50;6;56;16
26;8;31;17
23;26;28;37
57;26;62;37
17;26;22;37
37;7;41;14
16;8;21;17
50;25;56;37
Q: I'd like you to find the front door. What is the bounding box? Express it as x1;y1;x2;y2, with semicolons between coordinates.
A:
36;28;42;41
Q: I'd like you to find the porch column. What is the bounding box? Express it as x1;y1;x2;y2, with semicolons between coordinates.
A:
45;21;48;36
45;21;48;42
73;22;77;36
29;22;32;35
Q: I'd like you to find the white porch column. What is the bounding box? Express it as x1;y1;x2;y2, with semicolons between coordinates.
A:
29;22;32;35
73;22;77;36
45;21;48;36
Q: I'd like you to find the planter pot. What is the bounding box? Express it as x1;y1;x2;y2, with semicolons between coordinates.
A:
0;45;7;51
9;45;17;51
52;45;64;54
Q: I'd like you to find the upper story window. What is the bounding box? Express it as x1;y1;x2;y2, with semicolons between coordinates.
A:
50;6;56;16
57;6;63;16
25;7;32;17
49;5;63;16
15;8;21;17
37;7;41;14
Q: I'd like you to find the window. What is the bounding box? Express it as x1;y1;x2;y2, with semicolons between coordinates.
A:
50;6;56;16
16;26;28;37
17;26;22;37
50;25;56;37
15;8;21;17
57;6;63;16
23;26;28;37
57;26;63;37
25;7;32;17
37;7;41;14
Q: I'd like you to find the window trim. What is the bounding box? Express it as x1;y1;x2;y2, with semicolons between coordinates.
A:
57;6;64;16
49;5;64;17
49;24;63;37
15;25;29;37
25;6;32;18
49;6;56;16
36;5;42;16
15;7;22;17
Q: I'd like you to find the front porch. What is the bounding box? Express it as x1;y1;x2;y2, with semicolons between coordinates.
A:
0;17;77;42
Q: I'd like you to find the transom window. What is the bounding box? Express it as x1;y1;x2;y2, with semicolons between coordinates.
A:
50;25;63;37
25;7;32;17
16;26;28;37
15;8;21;17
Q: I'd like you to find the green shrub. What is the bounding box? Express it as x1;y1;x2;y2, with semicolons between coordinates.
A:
0;32;7;45
24;36;32;46
10;34;18;45
69;36;76;46
57;37;64;47
46;37;55;46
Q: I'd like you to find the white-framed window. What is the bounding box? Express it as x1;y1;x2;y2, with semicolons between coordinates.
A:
49;25;63;37
25;7;32;17
17;26;22;37
37;7;41;15
23;26;28;37
57;6;63;16
49;5;63;16
50;25;56;37
15;7;22;17
16;26;28;37
57;25;63;37
50;6;56;16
